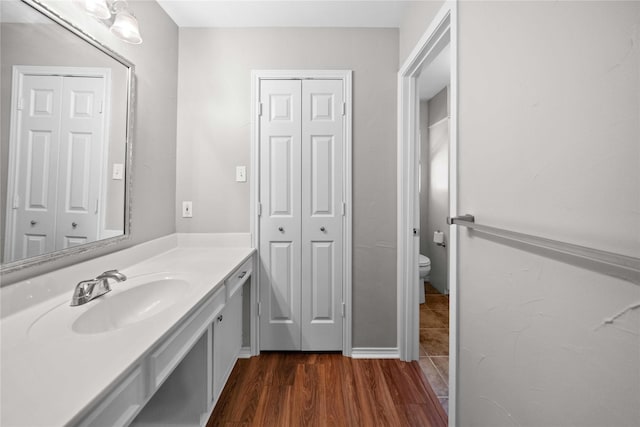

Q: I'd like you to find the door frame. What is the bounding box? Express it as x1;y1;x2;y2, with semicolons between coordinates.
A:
250;70;353;356
397;0;458;423
4;65;111;262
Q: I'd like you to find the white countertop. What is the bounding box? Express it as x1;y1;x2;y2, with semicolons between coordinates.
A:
1;238;254;426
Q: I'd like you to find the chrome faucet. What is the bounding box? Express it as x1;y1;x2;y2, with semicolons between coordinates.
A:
70;269;127;306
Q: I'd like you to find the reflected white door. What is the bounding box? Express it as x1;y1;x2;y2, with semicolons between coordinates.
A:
8;75;62;261
56;76;106;249
259;79;344;351
5;72;106;261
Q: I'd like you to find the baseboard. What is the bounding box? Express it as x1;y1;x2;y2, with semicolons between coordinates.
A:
350;347;400;359
238;346;252;359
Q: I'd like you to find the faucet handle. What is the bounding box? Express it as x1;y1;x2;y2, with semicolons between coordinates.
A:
71;279;99;306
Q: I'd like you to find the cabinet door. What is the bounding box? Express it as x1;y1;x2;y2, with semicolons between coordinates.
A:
213;289;242;399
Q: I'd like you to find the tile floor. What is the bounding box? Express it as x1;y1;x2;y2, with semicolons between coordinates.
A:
419;282;449;414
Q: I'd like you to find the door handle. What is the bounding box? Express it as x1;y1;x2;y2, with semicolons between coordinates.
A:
72;222;78;229
30;220;37;226
320;226;326;232
278;226;284;232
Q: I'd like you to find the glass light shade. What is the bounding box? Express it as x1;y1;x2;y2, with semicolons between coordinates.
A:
73;0;111;20
110;10;143;44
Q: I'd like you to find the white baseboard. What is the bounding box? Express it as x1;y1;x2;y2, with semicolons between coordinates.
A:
351;347;400;359
238;347;252;359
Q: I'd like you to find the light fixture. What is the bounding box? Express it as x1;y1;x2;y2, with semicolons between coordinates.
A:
73;0;111;20
74;0;143;44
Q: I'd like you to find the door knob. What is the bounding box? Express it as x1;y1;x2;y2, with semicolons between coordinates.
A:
72;222;78;228
278;227;284;232
320;226;326;232
30;220;37;226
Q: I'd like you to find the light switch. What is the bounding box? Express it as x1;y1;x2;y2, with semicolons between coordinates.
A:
112;163;124;180
236;166;247;182
182;201;193;218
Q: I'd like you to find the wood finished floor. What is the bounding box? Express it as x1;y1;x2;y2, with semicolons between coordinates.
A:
207;352;448;427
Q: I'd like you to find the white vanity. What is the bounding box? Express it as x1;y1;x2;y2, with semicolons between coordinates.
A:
0;234;256;427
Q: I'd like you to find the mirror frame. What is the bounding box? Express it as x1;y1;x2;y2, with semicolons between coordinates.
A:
0;0;135;275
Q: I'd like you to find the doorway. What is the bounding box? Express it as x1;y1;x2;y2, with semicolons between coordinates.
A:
397;2;458;423
251;70;353;354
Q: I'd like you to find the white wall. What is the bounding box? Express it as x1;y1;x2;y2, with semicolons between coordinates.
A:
1;0;179;285
421;87;449;294
176;28;399;347
457;1;640;425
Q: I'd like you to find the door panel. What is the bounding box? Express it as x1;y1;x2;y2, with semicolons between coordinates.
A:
301;79;344;351
56;76;105;249
268;242;295;322
10;75;62;261
259;79;302;351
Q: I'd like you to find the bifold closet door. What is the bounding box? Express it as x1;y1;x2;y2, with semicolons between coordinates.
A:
259;79;303;350
300;79;343;351
259;78;344;351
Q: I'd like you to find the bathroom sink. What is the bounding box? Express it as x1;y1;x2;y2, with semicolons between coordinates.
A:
28;274;191;339
72;278;189;334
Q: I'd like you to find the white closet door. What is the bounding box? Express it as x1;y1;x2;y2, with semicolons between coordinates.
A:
56;76;105;249
300;80;344;350
259;79;303;350
8;75;63;261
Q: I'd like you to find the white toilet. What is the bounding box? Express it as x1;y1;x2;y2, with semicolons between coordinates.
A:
419;254;431;304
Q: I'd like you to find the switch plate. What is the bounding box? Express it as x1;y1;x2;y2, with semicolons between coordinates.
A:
112;163;124;180
182;201;193;218
236;166;247;182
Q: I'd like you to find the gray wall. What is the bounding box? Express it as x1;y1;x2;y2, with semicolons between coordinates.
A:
176;28;399;348
1;0;178;285
456;1;640;425
420;87;449;294
398;0;445;66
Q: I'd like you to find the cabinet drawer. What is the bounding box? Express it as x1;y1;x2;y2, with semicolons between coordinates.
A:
225;257;252;299
150;285;226;389
79;366;144;427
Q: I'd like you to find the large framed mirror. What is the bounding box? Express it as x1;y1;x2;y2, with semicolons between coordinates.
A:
1;0;134;274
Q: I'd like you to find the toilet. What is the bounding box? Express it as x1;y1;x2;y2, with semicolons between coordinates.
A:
418;254;431;304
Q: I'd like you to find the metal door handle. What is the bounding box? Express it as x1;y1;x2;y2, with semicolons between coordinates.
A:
30;220;37;226
238;271;247;279
217;315;223;323
320;226;326;232
278;227;284;232
72;222;78;228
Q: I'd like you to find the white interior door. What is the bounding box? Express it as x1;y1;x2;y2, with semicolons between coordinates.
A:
7;74;63;261
259;78;344;351
56;76;105;249
259;79;303;350
300;80;344;350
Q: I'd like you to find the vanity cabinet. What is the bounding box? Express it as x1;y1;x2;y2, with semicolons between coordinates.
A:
103;254;253;427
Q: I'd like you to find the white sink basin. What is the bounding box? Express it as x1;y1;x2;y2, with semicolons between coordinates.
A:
72;278;189;334
28;274;191;339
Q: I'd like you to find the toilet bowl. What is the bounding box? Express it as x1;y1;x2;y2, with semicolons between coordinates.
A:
419;254;431;304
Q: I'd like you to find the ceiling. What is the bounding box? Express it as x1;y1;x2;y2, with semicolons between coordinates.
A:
156;0;417;28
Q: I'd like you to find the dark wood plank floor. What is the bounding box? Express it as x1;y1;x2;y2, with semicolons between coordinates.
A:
207;352;448;427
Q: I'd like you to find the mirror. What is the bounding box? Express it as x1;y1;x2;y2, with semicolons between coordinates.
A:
1;0;134;273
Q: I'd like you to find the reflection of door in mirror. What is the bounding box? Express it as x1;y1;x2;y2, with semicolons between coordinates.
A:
4;66;110;263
